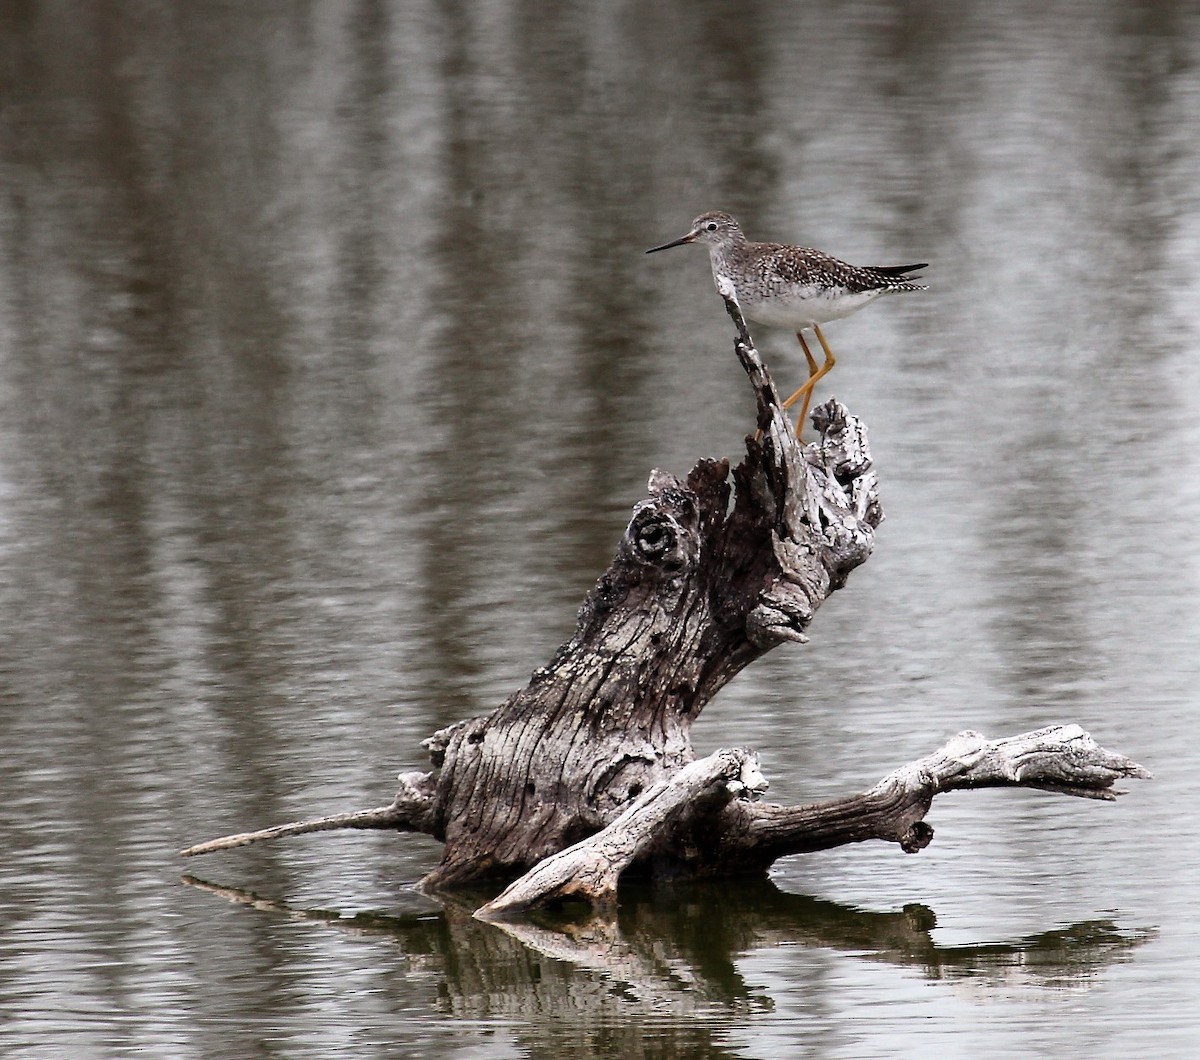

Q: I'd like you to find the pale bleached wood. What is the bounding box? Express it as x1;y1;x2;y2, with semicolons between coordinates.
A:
474;749;768;920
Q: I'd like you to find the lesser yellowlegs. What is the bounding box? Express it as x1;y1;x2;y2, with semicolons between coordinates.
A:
647;211;927;438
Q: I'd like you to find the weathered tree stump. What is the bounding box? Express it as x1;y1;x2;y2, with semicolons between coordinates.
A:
182;299;1148;916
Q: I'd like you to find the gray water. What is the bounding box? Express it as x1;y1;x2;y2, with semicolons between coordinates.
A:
2;1;1198;1056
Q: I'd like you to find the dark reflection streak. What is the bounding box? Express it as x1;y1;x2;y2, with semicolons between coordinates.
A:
977;6;1185;714
336;0;390;366
688;881;1151;984
880;4;967;244
1109;1;1186;377
411;0;529;725
159;8;297;814
183;873;1150;1058
698;2;776;211
517;6;658;576
143;8;361;1035
0;0;200;1019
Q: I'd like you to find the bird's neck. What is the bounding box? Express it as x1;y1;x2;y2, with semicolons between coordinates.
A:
708;238;746;273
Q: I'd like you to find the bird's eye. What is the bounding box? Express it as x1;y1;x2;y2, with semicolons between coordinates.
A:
706;222;718;232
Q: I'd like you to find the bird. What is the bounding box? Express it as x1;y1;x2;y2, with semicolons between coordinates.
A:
646;211;927;438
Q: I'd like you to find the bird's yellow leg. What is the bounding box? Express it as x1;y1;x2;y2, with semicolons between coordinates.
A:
780;332;819;412
800;331;819;378
790;325;837;437
774;332;820;441
759;333;818;443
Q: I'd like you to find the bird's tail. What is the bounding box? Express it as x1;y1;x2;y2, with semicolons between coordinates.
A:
867;262;928;291
872;262;928;278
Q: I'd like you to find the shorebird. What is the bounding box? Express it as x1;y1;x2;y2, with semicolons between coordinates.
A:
647;211;927;438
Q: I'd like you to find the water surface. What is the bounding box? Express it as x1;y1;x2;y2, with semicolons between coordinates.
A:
2;1;1198;1056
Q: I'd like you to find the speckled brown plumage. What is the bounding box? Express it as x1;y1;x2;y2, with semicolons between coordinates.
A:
751;243;927;295
646;210;928;438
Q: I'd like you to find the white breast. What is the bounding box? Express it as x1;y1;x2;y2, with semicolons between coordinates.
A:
738;285;889;329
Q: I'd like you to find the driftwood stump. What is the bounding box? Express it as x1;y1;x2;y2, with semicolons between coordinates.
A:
182;300;1148;917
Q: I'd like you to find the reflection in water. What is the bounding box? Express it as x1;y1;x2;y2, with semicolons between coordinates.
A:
182;874;1150;1057
2;0;1198;1055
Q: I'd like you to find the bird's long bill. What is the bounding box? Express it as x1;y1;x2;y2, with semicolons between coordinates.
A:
645;232;697;254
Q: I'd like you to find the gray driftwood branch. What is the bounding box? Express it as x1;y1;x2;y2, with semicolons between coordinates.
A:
736;724;1151;861
181;299;1147;918
179;770;436;858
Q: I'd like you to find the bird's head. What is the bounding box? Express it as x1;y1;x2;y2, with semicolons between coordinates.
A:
646;211;744;254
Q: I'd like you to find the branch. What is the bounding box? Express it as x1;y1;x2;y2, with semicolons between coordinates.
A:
895;723;1151;799
719;292;789;440
179;770;436;857
474;748;768;920
732;725;1151;866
